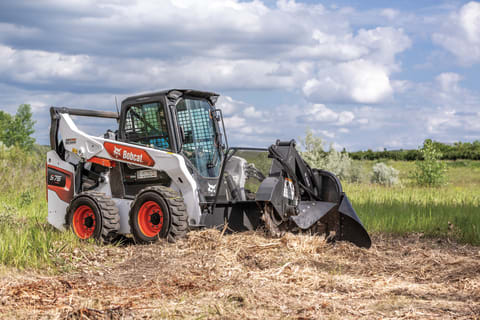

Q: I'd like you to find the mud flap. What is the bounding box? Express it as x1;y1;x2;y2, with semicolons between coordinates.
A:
337;195;371;249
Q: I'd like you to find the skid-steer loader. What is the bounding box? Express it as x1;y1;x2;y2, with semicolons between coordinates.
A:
46;89;371;248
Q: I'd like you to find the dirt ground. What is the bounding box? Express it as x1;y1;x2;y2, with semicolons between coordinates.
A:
0;230;479;319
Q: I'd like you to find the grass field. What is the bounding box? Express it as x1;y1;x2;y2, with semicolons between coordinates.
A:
345;160;480;245
0;148;479;273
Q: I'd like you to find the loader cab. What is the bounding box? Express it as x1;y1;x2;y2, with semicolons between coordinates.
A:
118;90;225;183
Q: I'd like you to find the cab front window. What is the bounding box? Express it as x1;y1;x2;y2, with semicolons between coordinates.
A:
176;98;222;177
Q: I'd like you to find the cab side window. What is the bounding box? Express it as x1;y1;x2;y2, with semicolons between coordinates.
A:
124;102;170;150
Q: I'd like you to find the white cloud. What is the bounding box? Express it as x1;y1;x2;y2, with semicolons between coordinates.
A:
243;106;263;119
0;1;411;103
216;96;239;116
426;109;460;134
391;80;411;93
0;45;307;91
433;1;480;64
425;72;473;109
290;26;410;66
381;8;399;20
337;111;355;125
0;45;91;83
301;103;355;126
303;104;339;122
357;118;369;125
301;26;410;104
354;27;411;68
435;72;462;92
303;59;393;104
224;115;247;130
318;130;335;138
460;2;480;43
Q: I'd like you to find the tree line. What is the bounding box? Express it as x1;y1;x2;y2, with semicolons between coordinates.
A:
349;140;480;161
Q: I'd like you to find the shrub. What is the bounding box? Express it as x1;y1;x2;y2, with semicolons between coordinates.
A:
412;139;448;187
371;162;399;186
300;130;366;183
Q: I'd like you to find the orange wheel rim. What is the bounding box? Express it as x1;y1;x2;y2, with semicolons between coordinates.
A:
138;201;164;237
72;205;96;239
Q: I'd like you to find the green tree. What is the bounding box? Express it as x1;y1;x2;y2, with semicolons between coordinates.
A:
299;129;365;183
0;110;13;147
0;104;36;150
413;139;447;187
299;129;326;165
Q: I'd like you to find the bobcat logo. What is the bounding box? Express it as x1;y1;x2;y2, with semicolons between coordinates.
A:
207;183;216;193
113;146;122;157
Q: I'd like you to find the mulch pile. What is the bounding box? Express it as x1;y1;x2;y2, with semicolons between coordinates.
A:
1;230;479;319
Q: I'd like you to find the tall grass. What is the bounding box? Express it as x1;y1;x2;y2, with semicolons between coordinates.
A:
345;183;480;245
346;160;480;245
0;145;81;272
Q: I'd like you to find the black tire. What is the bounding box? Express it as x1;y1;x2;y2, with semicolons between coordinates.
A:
66;192;120;244
129;186;188;244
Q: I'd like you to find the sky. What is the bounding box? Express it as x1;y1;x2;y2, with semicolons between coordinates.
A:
0;0;480;151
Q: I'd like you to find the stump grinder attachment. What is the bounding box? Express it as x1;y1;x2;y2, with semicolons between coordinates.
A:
211;141;371;249
46;89;371;248
259;140;370;248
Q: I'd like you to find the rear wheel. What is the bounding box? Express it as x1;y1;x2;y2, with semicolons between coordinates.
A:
67;192;120;243
129;186;188;244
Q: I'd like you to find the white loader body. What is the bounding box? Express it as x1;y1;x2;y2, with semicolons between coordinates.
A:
47;112;201;234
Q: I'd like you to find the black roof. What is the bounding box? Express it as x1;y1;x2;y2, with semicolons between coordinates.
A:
122;89;219;105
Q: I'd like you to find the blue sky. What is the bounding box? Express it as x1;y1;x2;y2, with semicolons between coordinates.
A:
0;0;479;151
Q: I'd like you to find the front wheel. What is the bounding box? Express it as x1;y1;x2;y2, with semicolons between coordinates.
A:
66;192;120;243
129;186;188;244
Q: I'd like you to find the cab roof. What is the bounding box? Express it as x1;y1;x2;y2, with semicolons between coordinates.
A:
122;89;219;105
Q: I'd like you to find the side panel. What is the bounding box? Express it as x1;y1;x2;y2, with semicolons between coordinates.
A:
223;156;247;200
46;150;75;231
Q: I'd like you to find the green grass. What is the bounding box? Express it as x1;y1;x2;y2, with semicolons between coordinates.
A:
0;146;87;272
345;183;480;245
0;195;83;273
347;160;480;245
